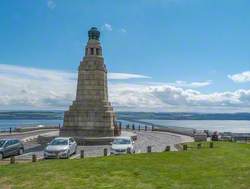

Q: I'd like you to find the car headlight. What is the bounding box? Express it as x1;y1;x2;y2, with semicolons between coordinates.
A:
44;150;49;156
61;149;68;154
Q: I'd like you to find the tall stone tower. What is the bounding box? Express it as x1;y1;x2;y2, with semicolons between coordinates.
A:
60;27;115;138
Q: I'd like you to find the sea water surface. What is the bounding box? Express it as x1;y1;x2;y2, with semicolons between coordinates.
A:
1;118;250;133
0;119;63;131
139;119;250;133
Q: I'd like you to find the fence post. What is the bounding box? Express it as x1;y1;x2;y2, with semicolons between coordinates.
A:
152;125;154;131
104;148;108;156
209;142;214;148
138;125;140;131
165;146;171;152
80;150;84;158
147;146;152;153
32;154;37;162
183;144;187;151
9;127;12;134
127;147;131;154
197;143;201;149
10;156;15;164
145;125;147;131
132;124;135;130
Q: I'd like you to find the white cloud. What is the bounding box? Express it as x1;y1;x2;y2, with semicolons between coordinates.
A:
47;0;56;10
0;64;75;109
102;23;112;31
109;83;250;112
101;24;127;33
120;28;127;33
1;64;250;112
0;64;149;110
108;73;151;80
228;71;250;83
169;80;212;88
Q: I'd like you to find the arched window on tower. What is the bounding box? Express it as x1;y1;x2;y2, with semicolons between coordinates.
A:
90;48;94;55
96;48;99;55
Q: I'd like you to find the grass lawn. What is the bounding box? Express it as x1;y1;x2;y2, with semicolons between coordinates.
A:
1;142;250;189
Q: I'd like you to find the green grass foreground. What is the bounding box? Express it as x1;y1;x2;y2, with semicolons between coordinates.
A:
1;142;250;189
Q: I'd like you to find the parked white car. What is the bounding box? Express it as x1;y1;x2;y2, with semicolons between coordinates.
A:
110;137;135;155
44;137;77;159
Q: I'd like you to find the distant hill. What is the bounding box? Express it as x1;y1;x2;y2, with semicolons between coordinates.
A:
0;111;64;120
117;112;250;121
1;111;250;120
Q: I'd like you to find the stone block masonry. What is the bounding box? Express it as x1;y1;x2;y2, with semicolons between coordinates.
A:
60;27;115;138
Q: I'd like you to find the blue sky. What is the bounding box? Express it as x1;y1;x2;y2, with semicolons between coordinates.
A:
1;0;250;112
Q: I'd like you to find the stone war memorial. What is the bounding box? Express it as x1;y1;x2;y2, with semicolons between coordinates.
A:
60;27;118;143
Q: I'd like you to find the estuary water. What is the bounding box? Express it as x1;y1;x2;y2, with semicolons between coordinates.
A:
1;118;250;133
139;119;250;133
0;119;63;131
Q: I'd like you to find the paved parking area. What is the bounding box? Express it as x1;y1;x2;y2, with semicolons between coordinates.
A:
1;130;193;162
134;130;192;153
71;131;193;158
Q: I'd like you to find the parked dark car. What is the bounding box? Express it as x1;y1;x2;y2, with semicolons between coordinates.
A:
0;139;24;160
211;132;219;141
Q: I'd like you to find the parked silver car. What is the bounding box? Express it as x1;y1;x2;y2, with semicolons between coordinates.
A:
0;139;24;160
110;137;135;155
44;137;77;159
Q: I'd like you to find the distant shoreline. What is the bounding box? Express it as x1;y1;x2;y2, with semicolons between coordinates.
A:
1;111;250;133
2;111;250;120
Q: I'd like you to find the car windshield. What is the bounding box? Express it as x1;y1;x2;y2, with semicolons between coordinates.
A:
0;140;6;148
50;139;68;146
113;138;131;145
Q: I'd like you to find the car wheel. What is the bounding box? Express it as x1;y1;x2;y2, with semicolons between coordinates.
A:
18;148;24;155
0;153;3;160
66;151;70;159
74;146;77;154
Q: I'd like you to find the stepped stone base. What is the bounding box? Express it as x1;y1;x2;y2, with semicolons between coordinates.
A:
60;126;114;138
39;133;114;145
39;130;136;146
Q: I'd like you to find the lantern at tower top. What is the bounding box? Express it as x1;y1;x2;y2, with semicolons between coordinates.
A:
88;27;100;41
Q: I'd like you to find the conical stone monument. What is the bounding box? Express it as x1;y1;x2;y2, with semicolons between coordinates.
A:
60;27;116;139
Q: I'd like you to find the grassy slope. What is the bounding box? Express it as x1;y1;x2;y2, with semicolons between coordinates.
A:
0;142;250;189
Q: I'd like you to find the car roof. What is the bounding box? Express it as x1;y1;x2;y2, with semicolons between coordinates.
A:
0;138;20;141
53;137;71;140
114;136;131;140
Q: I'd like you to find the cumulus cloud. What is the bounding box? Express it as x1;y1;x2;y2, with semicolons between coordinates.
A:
109;83;163;111
47;0;56;10
0;64;75;109
0;64;149;110
1;64;250;112
109;83;250;112
228;71;250;83
102;23;112;31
